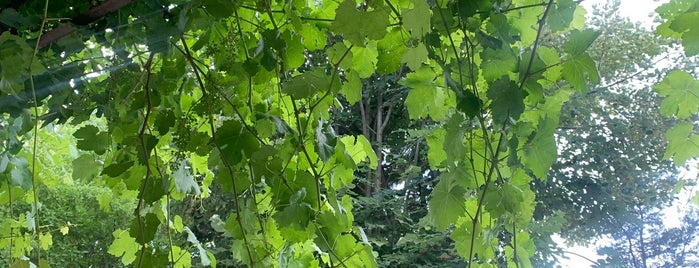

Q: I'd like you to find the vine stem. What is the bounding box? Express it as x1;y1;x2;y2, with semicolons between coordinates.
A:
519;0;555;90
179;36;256;267
27;0;51;264
135;53;155;267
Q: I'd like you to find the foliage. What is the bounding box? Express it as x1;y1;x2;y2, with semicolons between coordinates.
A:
1;0;697;267
0;184;134;268
653;0;699;206
595;208;699;268
533;2;678;246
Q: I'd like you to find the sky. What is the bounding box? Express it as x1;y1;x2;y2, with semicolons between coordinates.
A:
557;0;670;267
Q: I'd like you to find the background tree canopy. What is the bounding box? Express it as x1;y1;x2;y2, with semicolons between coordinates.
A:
0;0;698;267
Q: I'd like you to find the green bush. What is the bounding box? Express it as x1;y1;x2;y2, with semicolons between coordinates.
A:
0;184;134;267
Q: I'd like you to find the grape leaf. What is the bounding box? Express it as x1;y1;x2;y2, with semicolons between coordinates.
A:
481;48;517;82
332;0;390;45
72;154;100;181
9;157;30;190
327;42;353;70
561;53;599;92
664;122;699;165
170;246;192;268
654;70;699;119
352;44;379;78
342;70;362;104
547;0;577;32
73;125;109;155
96;191;112;212
108;229;138;265
377;29;407;74
487;76;524;124
173;160;201;195
667;10;699;56
39;232;52;250
402;67;451;120
426;128;447;168
129;213;161;244
426;175;467;231
521;116;557;179
402;43;429;71
101;161;134;177
563;29;600;56
274;188;313;231
340;135;378;169
283;69;338;99
216;120;261;165
444;113;466;163
403;0;431;37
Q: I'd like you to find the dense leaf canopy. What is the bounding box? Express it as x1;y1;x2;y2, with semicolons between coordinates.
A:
0;0;698;267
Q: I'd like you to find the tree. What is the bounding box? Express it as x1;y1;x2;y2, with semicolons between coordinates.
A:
595;208;699;267
533;0;679;246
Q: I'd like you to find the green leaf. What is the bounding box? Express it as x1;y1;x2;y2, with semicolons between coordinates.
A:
426;129;447;167
129;213;161;244
283;68;337;99
680;26;699;56
455;0;490;21
101;161;134;177
444;113;466;163
547;0;577;32
143;174;168;204
316;121;337;162
377;29;407;74
340;135;378;169
563;29;600;56
561;53;599;93
202;0;234;18
73;125;109;155
183;227;212;266
521;116;557;179
402;67;452;120
39;232;52;250
402;43;429;71
170;246;192;268
96;191;112;212
154;109;175;134
342;70;362;105
507;4;540;47
72;154;100;181
274;188;313;231
402;0;431;37
282;30;306;70
487;76;524;123
451;200;496;261
173;160;201;195
9;157;31;190
108;229;138;265
456;89;483;118
426;175;467;231
216;120;260;165
481;47;517;82
332;0;390;45
664;122;699;165
653;70;699;119
351;44;379;78
327;42;353;70
668;11;699;56
300;23;327;51
691;190;699;207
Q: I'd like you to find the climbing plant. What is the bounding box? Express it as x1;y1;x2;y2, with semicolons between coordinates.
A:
2;0;675;267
